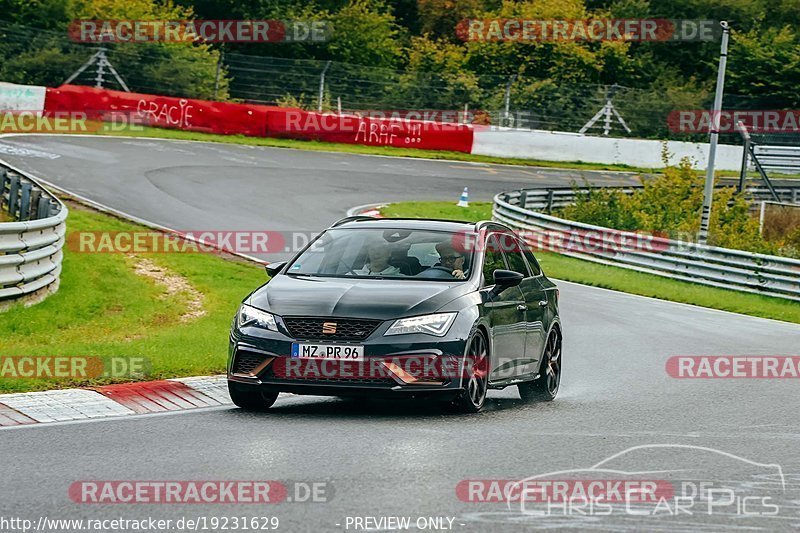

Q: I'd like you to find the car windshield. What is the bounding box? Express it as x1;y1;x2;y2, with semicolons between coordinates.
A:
286;228;475;281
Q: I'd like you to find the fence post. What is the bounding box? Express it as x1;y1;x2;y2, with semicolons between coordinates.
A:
737;120;750;193
546;190;555;214
213;51;224;101
318;60;332;113
502;74;517;128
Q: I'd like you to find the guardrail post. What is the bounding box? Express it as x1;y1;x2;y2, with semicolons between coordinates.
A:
519;190;528;209
29;188;42;220
37;197;50;219
19;182;32;221
546;190;555;214
0;170;8;211
8;174;20;219
792;188;798;205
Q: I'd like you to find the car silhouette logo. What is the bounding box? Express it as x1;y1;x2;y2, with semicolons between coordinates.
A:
322;322;337;334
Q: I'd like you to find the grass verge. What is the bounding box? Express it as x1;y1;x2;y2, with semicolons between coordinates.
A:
0;201;265;393
381;201;800;324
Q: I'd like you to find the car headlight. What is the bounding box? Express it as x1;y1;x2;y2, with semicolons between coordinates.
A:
237;304;278;331
385;313;457;337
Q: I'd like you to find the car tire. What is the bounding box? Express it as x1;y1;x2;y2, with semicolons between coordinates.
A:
228;381;279;410
518;328;561;402
452;330;490;413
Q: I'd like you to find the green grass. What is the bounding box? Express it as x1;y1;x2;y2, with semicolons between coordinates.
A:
381;201;800;324
0;202;265;393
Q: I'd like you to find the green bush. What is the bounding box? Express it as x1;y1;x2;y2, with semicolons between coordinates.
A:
559;158;778;255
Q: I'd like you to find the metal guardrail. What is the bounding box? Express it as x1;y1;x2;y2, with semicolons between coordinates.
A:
510;183;800;213
752;145;800;175
494;187;800;302
0;161;67;303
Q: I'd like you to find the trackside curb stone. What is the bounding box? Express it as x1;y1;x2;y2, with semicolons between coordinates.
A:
0;375;230;427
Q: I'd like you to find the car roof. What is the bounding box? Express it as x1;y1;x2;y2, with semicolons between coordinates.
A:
331;216;515;235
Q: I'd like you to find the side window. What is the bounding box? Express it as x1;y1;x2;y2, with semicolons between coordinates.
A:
481;234;507;287
521;247;542;276
499;234;528;277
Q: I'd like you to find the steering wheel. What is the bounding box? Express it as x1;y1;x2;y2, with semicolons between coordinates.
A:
415;265;458;279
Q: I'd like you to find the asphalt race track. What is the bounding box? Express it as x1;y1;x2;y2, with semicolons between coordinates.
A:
0;135;639;256
1;135;799;531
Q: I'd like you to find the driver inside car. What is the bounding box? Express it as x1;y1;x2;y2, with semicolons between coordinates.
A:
433;242;467;279
353;240;402;276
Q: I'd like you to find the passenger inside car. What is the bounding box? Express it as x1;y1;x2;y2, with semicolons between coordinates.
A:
353;241;402;276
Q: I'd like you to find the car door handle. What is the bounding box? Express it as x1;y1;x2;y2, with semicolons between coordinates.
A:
538;300;548;307
517;304;527;311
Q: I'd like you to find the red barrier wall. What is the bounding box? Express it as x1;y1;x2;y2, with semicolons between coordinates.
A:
44;85;474;152
266;108;474;153
45;85;272;136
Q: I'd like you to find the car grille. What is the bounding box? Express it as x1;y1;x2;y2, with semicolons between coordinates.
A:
232;350;269;375
282;317;382;341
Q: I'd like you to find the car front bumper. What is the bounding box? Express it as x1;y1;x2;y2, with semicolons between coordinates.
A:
227;321;472;397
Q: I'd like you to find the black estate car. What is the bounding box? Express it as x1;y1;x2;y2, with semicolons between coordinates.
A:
228;217;562;413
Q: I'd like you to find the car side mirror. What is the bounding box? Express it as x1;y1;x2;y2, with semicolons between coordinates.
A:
265;261;287;277
491;269;523;295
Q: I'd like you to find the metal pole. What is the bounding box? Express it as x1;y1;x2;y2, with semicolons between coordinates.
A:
64;50;101;85
318;60;331;113
737;120;750;193
337;96;341;115
213;51;224;100
94;48;108;88
503;75;517;127
603;100;612;135
698;21;730;245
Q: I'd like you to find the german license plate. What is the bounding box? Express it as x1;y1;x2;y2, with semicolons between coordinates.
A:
291;343;365;361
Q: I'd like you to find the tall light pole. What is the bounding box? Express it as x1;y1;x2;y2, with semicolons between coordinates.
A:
698;21;730;245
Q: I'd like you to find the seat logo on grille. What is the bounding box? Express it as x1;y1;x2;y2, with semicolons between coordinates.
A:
322;322;337;334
